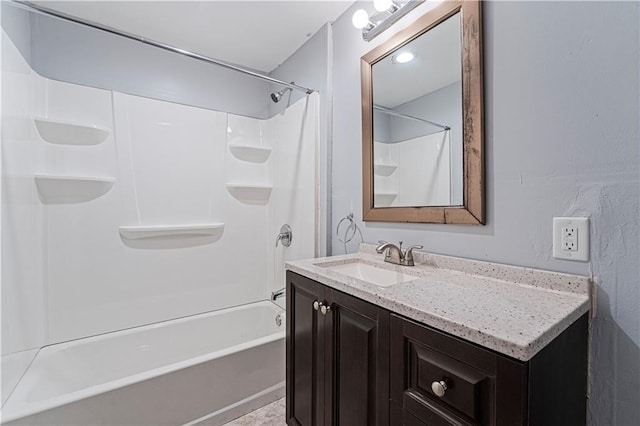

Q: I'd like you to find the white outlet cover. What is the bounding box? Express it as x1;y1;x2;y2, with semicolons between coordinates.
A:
553;217;589;261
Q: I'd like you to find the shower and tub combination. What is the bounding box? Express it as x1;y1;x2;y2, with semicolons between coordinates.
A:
1;3;318;424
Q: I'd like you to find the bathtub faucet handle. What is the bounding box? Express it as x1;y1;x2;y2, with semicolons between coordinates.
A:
276;224;292;247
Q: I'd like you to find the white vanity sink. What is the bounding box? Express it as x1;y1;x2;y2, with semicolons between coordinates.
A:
318;260;419;287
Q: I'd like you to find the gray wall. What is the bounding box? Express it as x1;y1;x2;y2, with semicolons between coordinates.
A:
1;3;31;64
390;81;461;143
327;1;638;424
2;4;271;119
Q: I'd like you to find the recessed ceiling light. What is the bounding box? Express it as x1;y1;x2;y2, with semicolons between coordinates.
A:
392;51;415;64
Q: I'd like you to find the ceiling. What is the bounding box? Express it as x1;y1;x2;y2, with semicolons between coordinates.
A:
33;1;353;73
372;12;461;108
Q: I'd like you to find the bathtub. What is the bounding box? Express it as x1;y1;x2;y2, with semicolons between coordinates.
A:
1;301;285;425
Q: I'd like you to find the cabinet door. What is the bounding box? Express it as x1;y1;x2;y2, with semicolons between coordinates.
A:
324;288;390;426
287;272;327;426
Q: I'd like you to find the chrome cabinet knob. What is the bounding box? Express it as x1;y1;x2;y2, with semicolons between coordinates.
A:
431;380;448;397
320;303;331;315
313;301;320;311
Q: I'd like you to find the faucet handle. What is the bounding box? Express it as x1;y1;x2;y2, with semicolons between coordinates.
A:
403;245;424;266
405;244;423;255
376;240;389;254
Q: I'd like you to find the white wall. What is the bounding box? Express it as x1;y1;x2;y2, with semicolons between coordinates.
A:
1;28;44;403
326;1;640;424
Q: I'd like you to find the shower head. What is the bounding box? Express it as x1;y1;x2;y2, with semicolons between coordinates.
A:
270;87;292;103
270;82;295;103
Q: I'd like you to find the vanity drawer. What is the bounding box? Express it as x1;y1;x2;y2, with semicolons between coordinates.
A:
390;314;498;425
409;342;488;421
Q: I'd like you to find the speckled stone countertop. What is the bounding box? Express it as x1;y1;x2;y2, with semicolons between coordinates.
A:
286;244;591;362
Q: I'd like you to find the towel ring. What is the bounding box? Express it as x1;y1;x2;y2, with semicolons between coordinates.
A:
337;213;357;244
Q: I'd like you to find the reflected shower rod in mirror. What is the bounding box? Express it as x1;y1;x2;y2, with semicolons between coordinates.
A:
373;105;450;131
8;0;315;95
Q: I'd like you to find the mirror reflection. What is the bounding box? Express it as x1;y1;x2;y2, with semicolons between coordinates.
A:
372;12;462;207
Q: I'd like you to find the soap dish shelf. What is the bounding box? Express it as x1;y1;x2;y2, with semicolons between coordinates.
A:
34;117;111;145
119;223;225;240
34;174;115;203
228;143;272;163
374;163;398;177
226;183;273;204
374;192;398;206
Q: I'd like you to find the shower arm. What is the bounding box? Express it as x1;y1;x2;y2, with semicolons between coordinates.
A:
8;0;316;96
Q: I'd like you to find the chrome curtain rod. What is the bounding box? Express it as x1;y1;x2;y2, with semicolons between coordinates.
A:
9;0;315;95
373;105;450;131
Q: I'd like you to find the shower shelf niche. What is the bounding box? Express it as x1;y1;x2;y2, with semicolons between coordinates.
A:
34;175;115;203
374;192;398;206
119;223;225;240
226;183;273;204
34;117;111;145
228;143;272;163
374;163;398;177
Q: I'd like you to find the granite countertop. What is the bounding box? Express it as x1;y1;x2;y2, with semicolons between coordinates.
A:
286;244;591;362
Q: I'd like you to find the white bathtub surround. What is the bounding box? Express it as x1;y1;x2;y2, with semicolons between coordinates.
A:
286;243;591;361
373;130;452;207
2;32;316;424
1;30;46;403
2;302;285;425
7;69;317;346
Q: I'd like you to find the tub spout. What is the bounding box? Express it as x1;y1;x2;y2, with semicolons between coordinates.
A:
271;287;286;301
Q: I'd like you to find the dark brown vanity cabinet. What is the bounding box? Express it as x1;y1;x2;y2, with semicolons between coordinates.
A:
390;313;588;426
286;271;389;426
286;271;588;426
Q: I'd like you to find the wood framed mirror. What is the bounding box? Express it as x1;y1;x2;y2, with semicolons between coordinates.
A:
361;0;484;224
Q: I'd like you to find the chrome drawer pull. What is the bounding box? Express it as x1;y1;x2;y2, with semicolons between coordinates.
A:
313;300;320;311
431;380;448;397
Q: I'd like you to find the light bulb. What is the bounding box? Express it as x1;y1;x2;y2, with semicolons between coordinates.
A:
374;0;393;12
352;9;370;30
393;51;415;63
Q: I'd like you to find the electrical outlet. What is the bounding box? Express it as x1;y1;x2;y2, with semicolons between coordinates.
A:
562;227;578;251
553;217;589;261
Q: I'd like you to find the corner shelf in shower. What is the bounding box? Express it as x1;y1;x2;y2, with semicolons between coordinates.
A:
228;143;272;163
34;175;115;203
374;192;398;206
119;223;225;240
33;117;111;145
374;163;398;177
225;183;273;204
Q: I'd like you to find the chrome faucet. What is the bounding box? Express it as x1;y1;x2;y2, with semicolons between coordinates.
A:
375;240;423;266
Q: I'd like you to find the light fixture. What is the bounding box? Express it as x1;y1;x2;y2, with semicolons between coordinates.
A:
352;0;425;42
374;0;399;13
392;51;415;63
351;9;373;30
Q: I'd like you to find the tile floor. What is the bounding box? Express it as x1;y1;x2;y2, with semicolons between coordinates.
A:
223;398;286;425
